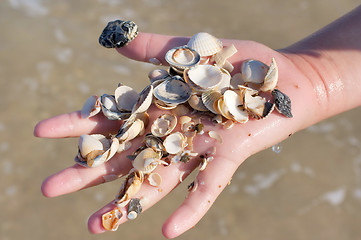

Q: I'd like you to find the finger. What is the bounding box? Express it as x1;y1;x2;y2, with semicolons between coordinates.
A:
162;153;239;239
116;32;189;64
34;111;121;138
87;158;200;234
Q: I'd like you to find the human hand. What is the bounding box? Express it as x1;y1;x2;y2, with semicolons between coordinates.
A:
34;29;353;238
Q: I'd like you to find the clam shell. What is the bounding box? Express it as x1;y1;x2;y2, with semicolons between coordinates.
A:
223;90;249;123
241;59;269;84
163;132;186;155
81;95;101;118
187;32;223;57
131;84;153;114
115;85;139;112
217;67;231;94
87;137;119;167
132;148;160;174
165;45;201;73
230;73;244;89
153;76;192;105
260;58;278;92
151;113;177;137
184;65;223;92
102;208;123;231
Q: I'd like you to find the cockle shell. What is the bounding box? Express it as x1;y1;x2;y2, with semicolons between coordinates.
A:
132;148;160;174
115;85;139;112
187;32;223;57
100;94;131;120
81;95;101;118
153;76;192;105
241;59;269;84
223;90;249;123
165;45;201;73
184;65;223;92
102;208;123;231
217;67;232;93
163;132;186;155
201;90;222;115
260;58;278;92
151;114;177;137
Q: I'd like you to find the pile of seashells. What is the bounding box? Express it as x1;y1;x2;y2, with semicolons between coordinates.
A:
76;20;293;231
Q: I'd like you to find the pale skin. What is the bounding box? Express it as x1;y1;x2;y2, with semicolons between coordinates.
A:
34;5;361;239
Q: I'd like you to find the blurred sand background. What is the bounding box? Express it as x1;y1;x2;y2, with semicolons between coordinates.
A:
1;0;361;239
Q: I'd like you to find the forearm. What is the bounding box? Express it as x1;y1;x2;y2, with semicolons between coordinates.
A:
281;5;361;118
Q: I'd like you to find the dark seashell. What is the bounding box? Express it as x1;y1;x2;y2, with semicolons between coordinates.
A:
272;89;293;118
99;20;138;48
128;198;142;214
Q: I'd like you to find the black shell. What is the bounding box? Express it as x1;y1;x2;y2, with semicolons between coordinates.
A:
99;20;138;48
272;89;293;118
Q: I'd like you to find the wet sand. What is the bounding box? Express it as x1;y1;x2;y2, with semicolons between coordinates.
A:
1;0;361;239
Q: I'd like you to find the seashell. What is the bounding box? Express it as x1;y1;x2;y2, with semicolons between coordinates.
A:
148;172;162;187
148;69;169;83
127;211;138;220
271;89;293;118
165;45;201;73
171;104;191;116
154;99;177;110
198;158;208;171
223;119;235;129
244;92;274;119
208;130;223;144
87;137;119;167
151;114;177;137
99;20;138;48
127;198;142;215
187;178;198;192
163;132;186;155
115;85;139;112
144;133;165;153
100;94;131;120
187;32;223;57
131;84;153;114
222;60;234;73
184;65;223;92
148;57;162;65
115;170;144;204
201;90;222;114
212;114;223;124
153;76;192;105
102;208;123;231
78;134;108;158
214;96;233;120
217;67;232;94
230;73;245;89
81;95;101;118
132;148;160;174
188;94;209;112
117;118;144;142
260;58;278;92
241;59;269;84
211;44;237;67
238;85;259;97
223;90;249;123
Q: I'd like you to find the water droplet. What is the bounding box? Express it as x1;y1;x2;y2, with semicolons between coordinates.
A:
272;144;282;154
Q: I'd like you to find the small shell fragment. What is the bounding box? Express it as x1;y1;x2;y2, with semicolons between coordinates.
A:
208;130;223;144
148;58;162;65
127;211;138;220
272;89;293;118
241;59;269;84
128;198;142;214
102;208;123;231
260;58;278;92
81;95;101;118
163;132;186;155
148;172;162;187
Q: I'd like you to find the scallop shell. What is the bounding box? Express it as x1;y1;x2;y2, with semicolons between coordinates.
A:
115;85;139;112
187;32;223;57
153;76;192;105
165;45;201;73
260;58;278;92
241;59;269;84
163;132;186;155
151;113;177;137
81;95;101;118
132;148;160;174
223;90;249;123
131;84;154;114
102;208;123;231
184;65;223;92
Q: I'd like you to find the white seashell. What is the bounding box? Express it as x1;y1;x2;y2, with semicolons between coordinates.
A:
260;58;278;92
222;119;235;129
101;94;118;112
214;97;233;120
223;90;249;123
148;172;162;187
211;44;237;67
217;68;231;94
179;116;192;126
244;92;275;119
222;60;234;73
127;211;138;220
115;85;139;112
230;73;244;89
131;84;153;114
78;134;106;158
132;148;160;174
165;45;200;73
208;130;223;144
153;99;178;110
187;32;223;57
88;137;120;167
241;59;269;84
163;132;186;155
184;65;223;92
81;95;101;118
198;158;208;171
118;118;144;142
151;114;177;137
148;69;169;83
171;104;190;116
153;76;192;105
201;90;222;115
